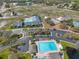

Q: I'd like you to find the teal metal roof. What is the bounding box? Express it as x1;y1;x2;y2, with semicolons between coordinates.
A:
24;16;40;23
73;21;79;28
24;16;41;25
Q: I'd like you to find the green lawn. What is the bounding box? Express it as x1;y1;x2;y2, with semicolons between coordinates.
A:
0;49;10;59
61;41;77;49
16;52;32;59
0;49;32;59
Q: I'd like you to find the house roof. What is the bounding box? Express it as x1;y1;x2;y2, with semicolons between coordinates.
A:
50;18;60;24
57;17;65;21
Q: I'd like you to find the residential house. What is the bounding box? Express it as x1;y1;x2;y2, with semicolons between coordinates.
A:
46;18;60;26
51;18;60;24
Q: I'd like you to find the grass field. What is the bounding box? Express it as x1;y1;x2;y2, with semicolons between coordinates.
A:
0;49;32;59
14;4;79;20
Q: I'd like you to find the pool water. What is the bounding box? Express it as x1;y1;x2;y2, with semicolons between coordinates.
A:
38;41;58;53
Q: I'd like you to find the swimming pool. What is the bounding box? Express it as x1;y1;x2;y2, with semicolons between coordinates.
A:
36;41;58;53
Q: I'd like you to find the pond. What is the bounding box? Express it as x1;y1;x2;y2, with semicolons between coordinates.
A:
66;47;79;59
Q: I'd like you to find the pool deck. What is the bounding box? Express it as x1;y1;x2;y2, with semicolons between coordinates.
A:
36;40;60;53
35;40;61;59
